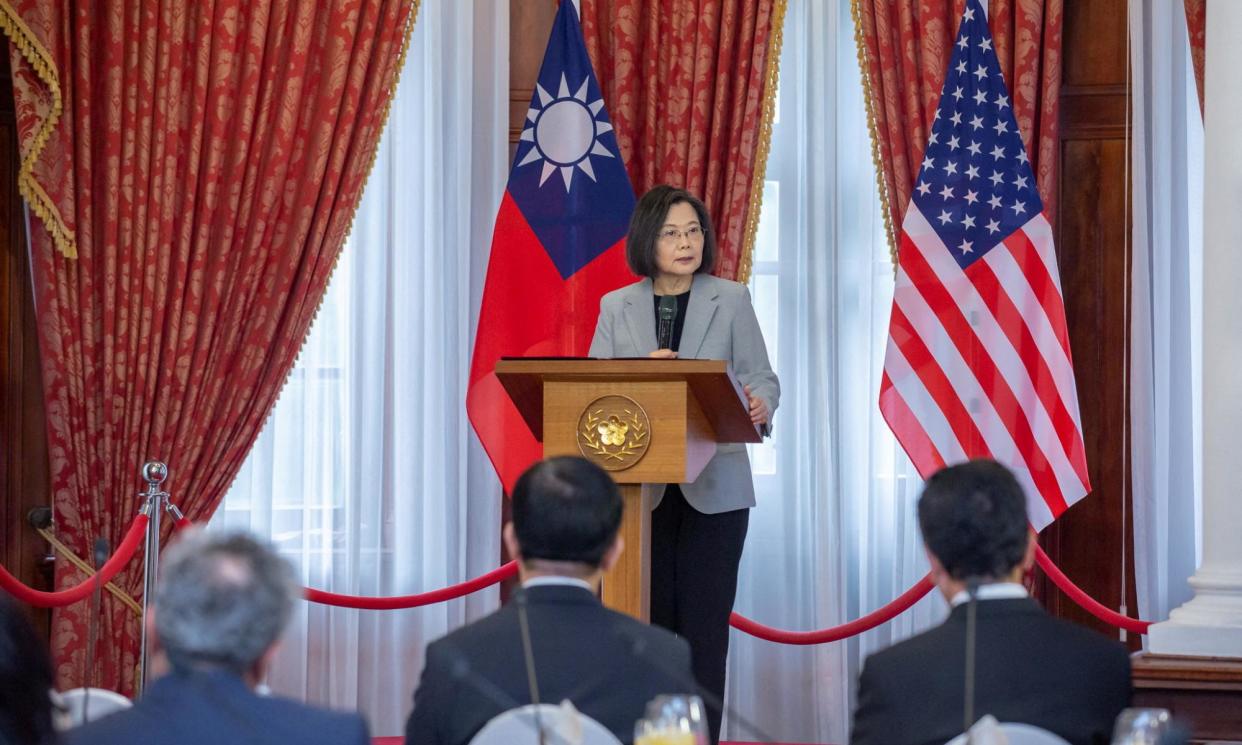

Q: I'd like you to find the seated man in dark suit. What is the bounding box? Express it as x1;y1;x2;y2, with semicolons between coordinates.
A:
850;459;1131;745
405;456;695;745
69;530;369;745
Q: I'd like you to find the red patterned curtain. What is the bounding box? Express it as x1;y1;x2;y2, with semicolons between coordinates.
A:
1;0;416;693
1184;0;1204;114
579;0;786;282
852;0;1062;260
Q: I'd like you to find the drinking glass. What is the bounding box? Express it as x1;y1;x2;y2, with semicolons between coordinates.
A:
634;694;707;745
1110;707;1173;745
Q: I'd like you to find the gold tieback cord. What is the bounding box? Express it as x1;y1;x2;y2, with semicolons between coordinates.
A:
0;0;77;258
737;0;788;286
35;527;143;617
849;0;900;272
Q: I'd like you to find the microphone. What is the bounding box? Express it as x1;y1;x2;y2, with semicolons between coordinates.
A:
449;658;522;710
656;295;677;350
614;624;779;744
447;654;575;745
516;593;547;745
963;579;981;742
83;537;109;724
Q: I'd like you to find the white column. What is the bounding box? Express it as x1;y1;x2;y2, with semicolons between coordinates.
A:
1147;0;1242;657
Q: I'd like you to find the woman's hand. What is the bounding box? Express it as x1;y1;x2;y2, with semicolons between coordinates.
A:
648;349;678;359
744;384;769;426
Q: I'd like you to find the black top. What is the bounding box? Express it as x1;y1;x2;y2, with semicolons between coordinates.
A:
653;290;691;351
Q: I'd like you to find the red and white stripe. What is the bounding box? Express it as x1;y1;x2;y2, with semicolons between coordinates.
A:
880;205;1090;529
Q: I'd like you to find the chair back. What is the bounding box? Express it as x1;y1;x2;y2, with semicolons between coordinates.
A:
944;716;1071;745
55;687;133;729
469;702;622;745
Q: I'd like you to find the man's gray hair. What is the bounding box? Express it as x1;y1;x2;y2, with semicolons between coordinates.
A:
155;529;299;673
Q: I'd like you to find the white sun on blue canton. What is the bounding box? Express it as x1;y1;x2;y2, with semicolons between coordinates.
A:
518;73;616;191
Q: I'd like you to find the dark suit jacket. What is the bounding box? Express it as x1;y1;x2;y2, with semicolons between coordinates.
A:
404;584;695;745
66;667;369;745
850;598;1131;745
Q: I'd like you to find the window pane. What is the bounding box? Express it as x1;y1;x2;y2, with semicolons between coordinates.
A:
748;273;779;476
754;180;780;263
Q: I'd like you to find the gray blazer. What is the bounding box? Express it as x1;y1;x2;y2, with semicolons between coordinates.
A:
588;273;780;514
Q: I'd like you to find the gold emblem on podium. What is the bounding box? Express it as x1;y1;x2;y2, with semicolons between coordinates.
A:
577;396;651;471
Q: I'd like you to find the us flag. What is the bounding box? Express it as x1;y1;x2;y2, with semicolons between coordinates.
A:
879;0;1090;529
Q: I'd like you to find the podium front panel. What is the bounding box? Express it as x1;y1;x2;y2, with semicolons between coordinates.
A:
541;380;714;485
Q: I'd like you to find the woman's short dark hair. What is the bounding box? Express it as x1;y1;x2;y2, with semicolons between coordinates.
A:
917;459;1031;581
0;595;56;745
511;456;623;567
625;184;718;278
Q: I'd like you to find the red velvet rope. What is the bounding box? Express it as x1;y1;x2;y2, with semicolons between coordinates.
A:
728;575;937;644
303;562;520;609
2;514;1150;638
0;514;150;607
1034;545;1151;635
168;517;518;609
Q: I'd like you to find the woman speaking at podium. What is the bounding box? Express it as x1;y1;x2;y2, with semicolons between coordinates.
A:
589;185;779;743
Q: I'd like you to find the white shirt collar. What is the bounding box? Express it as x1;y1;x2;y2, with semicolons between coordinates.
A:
521;576;593;592
950;582;1028;607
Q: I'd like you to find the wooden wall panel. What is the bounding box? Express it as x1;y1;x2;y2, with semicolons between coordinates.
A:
0;47;54;634
1062;1;1127;89
1035;0;1137;645
509;0;556;146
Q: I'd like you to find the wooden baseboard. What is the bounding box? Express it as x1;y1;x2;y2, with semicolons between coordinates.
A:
1130;652;1242;743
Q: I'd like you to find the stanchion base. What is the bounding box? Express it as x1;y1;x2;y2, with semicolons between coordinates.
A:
1148;620;1242;658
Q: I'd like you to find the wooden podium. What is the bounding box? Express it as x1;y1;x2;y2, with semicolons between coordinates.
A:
495;358;762;621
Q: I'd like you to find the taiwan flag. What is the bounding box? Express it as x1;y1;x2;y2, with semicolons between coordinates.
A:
467;1;636;493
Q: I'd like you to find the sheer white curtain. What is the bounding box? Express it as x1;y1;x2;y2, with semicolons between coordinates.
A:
1128;0;1204;633
210;1;509;736
726;1;946;742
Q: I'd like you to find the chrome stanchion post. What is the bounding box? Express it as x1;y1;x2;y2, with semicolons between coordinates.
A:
137;461;168;689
